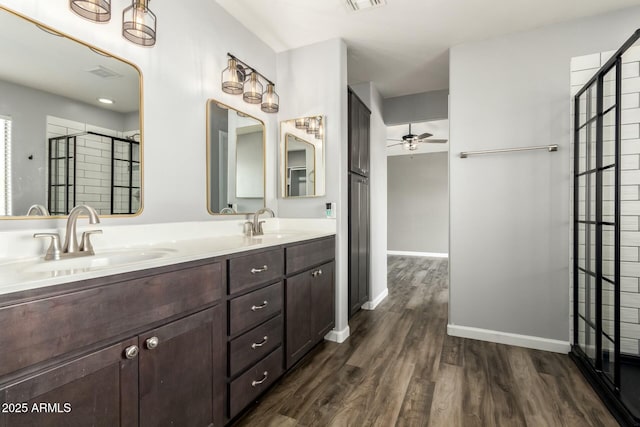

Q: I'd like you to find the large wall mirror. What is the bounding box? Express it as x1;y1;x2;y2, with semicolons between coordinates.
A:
206;100;265;215
280;116;325;198
0;7;142;218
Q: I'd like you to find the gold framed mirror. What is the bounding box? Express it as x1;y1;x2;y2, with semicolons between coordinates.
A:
280;116;325;198
0;6;143;219
206;100;265;215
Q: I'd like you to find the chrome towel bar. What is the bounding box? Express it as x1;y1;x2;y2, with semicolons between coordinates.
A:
460;144;558;158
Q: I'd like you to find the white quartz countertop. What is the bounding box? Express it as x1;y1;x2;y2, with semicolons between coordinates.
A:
0;218;336;297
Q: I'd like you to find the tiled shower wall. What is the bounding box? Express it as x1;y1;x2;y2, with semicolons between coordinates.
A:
46;116;140;215
571;45;640;356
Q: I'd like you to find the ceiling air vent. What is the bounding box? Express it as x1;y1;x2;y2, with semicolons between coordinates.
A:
86;65;123;79
345;0;386;12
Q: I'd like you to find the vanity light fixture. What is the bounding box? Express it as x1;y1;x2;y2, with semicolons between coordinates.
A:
221;53;280;113
295;118;308;129
315;117;324;140
70;0;111;22
306;117;319;135
122;0;157;47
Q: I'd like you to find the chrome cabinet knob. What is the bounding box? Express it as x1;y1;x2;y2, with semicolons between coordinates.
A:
145;336;159;350
124;345;139;359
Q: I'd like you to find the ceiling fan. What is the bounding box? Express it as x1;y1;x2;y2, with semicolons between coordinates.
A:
387;123;448;151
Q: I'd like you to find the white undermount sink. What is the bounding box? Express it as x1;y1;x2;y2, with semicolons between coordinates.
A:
24;248;177;273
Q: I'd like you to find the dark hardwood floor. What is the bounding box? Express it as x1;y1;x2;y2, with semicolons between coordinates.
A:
232;256;618;427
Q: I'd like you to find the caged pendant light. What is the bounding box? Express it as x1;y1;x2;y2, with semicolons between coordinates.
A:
221;53;280;113
243;72;263;104
70;0;111;22
122;0;157;47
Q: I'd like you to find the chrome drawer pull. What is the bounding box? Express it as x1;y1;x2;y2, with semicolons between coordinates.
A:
251;301;268;311
251;371;269;387
251;336;269;349
250;265;268;274
311;269;323;277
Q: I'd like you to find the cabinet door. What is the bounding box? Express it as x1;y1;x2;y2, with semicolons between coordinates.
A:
311;261;335;343
139;307;221;427
349;174;362;317
0;338;138;427
348;90;361;174
358;102;370;175
358;179;370;306
285;272;312;369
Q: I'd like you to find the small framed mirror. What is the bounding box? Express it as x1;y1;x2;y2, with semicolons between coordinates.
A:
206;100;265;215
0;6;142;219
280;116;325;198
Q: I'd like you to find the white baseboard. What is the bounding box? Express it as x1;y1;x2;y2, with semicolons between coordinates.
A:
362;288;388;310
325;325;350;343
387;250;448;258
447;324;570;354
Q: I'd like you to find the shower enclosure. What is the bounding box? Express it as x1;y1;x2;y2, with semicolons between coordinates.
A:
48;131;140;215
572;30;640;427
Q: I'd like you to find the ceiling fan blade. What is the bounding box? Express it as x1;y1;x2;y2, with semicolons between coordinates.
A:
417;132;433;139
424;139;448;144
386;138;403;142
386;142;404;147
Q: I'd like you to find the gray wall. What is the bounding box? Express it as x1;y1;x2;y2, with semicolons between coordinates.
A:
388;152;448;254
0;79;129;216
449;5;640;342
383;89;448;125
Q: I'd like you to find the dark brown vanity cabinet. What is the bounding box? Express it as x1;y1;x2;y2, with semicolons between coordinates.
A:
0;261;225;427
285;238;336;369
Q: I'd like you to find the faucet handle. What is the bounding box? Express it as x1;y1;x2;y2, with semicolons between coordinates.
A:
80;229;102;254
243;221;255;237
33;233;62;261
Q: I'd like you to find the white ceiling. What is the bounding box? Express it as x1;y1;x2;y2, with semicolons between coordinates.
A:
0;10;139;114
217;0;640;98
386;119;448;156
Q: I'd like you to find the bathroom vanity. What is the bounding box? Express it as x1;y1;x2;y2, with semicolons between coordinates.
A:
0;227;335;426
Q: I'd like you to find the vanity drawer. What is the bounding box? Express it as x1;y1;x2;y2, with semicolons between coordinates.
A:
229;248;284;295
229;282;282;336
228;347;283;419
229;315;282;377
286;236;335;275
0;262;223;378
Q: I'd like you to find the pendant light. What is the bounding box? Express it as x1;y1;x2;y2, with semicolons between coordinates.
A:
220;53;280;113
221;58;245;95
243;72;263;104
261;83;280;113
70;0;111;22
122;0;157;47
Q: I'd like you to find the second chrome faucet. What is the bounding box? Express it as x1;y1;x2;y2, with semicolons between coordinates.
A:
244;207;275;236
34;205;102;261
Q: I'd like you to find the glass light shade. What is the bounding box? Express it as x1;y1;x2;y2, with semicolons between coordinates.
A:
295;118;307;129
70;0;111;22
122;0;156;47
261;83;279;113
243;72;263;104
221;58;244;94
307;117;319;134
315;119;324;140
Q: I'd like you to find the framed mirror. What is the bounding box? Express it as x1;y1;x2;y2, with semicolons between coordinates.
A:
206;100;265;215
280;116;325;198
0;7;143;219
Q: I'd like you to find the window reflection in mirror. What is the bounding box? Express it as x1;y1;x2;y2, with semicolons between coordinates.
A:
280;116;325;198
0;6;142;218
206;100;265;215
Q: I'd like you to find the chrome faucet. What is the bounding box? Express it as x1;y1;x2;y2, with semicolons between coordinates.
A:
34;204;102;261
245;207;275;236
26;204;50;216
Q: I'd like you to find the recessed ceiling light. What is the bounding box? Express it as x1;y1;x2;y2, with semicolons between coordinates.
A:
345;0;386;12
98;97;114;104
